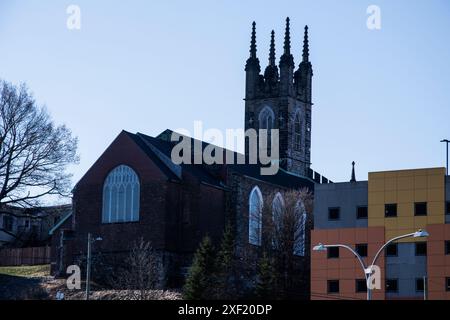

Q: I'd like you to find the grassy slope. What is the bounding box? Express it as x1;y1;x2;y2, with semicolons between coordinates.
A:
0;264;50;277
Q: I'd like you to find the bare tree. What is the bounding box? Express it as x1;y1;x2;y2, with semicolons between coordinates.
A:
113;237;161;300
0;80;78;207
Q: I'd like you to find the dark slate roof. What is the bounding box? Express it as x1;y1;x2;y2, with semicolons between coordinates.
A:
125;129;315;191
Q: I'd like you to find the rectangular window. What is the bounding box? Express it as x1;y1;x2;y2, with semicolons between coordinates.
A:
447;278;450;292
414;202;427;216
328;280;340;294
415;242;427;256
385;243;398;257
356;279;367;293
386;279;398;293
357;206;368;219
416;278;425;292
328;207;340;220
445;241;450;255
327;247;340;259
2;216;13;232
385;204;397;217
447;202;450;215
356;243;368;257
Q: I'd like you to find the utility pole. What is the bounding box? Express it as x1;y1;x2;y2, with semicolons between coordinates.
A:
85;233;102;301
85;233;92;301
423;276;427;300
441;139;449;176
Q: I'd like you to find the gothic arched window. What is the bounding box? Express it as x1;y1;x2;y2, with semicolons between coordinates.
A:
294;200;307;256
102;165;140;223
294;112;302;151
272;192;285;227
259;106;275;149
249;186;263;246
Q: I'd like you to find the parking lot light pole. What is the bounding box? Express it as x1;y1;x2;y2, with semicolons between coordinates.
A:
313;229;429;300
441;139;449;176
86;233;102;301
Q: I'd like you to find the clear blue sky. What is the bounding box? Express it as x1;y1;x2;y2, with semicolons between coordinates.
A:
1;0;449;186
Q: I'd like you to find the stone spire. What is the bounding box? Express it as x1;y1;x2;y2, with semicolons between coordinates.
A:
250;21;257;59
264;30;279;86
269;30;276;66
302;25;309;62
350;161;356;182
280;17;294;66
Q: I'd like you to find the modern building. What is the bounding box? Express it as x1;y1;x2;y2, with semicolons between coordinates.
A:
311;166;450;300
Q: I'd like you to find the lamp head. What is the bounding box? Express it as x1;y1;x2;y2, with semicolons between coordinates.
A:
313;243;327;251
413;229;429;238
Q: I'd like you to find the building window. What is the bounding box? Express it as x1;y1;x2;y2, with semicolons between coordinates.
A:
102;165;140;224
385;204;397;217
386;279;398;293
356;279;367;293
447;278;450;292
356;244;368;257
272;192;285;227
445;241;450;255
328;280;340;294
293;200;307;256
356;206;368;219
294;112;302;151
385;243;398;257
328;207;340;220
446;202;450;215
249;186;263;246
416;278;425;292
259;106;275;150
2;216;14;232
415;242;427;256
414;202;427;216
327;247;339;259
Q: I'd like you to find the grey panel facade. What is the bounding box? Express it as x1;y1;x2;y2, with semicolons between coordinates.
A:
313;181;368;229
385;243;427;299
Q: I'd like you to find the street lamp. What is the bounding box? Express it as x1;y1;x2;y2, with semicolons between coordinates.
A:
313;229;429;300
441;139;449;176
86;233;102;301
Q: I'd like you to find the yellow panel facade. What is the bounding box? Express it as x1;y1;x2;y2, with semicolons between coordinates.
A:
368;167;446;242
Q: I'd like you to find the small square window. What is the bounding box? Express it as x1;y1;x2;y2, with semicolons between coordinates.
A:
355;279;367;293
445;241;450;255
328;280;340;293
446;202;450;215
416;278;425;292
446;278;450;292
386;279;398;293
415;242;427;256
385;204;397;217
385;243;398;257
357;206;368;219
328;208;340;220
414;202;427;216
327;247;339;259
356;244;368;257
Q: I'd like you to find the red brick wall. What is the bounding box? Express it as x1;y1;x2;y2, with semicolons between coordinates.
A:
427;224;450;300
311;227;386;300
70;131;226;262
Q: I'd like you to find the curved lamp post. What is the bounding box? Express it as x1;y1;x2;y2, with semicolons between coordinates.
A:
313;229;429;300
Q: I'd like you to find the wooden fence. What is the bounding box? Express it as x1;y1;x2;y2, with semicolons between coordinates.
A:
0;246;51;266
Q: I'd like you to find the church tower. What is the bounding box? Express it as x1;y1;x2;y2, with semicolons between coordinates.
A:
245;18;313;177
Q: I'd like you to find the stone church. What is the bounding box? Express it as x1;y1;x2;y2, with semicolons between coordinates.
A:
51;18;330;294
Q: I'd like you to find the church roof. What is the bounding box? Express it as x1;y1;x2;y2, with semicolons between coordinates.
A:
126;129;314;191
